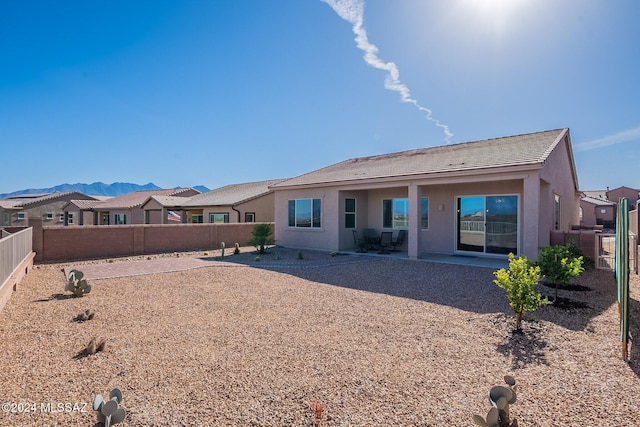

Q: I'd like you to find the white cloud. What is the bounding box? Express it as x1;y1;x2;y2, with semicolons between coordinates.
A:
322;0;453;143
574;126;640;152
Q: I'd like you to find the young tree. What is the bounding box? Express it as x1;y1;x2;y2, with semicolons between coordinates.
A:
247;223;275;254
537;245;585;301
494;253;551;330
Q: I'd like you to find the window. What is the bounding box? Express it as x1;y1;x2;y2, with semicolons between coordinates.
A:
554;194;560;230
115;214;127;225
382;198;408;229
245;212;255;222
17;212;25;220
2;212;10;225
209;213;229;223
67;213;74;224
288;199;321;228
45;212;54;220
421;197;429;229
600;208;607;214
59;213;65;222
192;215;203;223
345;198;356;229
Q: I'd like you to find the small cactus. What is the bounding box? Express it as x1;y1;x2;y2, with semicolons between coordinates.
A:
73;309;95;322
254;256;261;262
76;337;106;358
473;376;518;427
65;270;91;297
234;242;240;255
93;388;126;426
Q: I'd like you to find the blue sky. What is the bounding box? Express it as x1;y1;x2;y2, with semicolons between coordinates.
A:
1;0;639;194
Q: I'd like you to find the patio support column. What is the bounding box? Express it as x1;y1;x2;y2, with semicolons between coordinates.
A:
408;183;422;259
522;174;540;260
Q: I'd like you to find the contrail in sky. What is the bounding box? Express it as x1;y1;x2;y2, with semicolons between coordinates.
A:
573;126;640;152
322;0;453;143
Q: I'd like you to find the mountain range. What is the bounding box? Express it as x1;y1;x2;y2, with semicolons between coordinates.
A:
0;182;210;199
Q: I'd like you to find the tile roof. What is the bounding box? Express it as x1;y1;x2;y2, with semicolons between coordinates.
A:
0;192;97;209
582;190;609;201
182;179;286;207
95;188;197;209
144;195;195;207
581;196;615;206
272;129;569;188
66;199;104;210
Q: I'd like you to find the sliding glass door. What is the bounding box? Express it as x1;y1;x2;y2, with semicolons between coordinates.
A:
457;195;518;255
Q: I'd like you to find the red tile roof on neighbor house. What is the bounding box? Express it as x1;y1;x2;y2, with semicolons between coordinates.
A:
272;128;571;188
94;188;198;209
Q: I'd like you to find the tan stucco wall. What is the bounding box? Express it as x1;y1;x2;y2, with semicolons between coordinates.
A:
274;188;340;251
236;193;276;222
418;179;523;255
607;187;640;204
539;136;580;243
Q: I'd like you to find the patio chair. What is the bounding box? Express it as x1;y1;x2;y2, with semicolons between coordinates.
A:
378;231;393;254
391;229;406;252
352;230;368;253
364;228;380;249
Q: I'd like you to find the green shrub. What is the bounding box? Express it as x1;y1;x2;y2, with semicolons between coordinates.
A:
494;253;551;330
537;244;585;301
247;223;275;254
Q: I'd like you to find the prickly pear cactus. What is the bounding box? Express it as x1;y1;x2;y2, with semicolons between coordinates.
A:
65;270;91;297
73;309;95;322
93;388;126;427
473;376;518;427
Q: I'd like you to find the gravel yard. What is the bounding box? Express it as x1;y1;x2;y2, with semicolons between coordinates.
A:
0;248;638;426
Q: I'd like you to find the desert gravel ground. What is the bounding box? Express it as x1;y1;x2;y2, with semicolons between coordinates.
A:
0;248;639;426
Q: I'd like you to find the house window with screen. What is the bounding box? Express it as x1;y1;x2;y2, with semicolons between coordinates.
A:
382;198;409;229
345;198;356;229
288;199;321;228
115;214;127;225
17;212;26;220
209;213;229;223
2;213;9;225
600;208;607;214
192;214;204;223
554;194;560;230
245;212;255;222
67;213;74;224
46;212;53;220
421;197;429;229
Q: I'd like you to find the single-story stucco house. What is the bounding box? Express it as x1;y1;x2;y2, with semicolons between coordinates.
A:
141;179;285;224
270;128;580;261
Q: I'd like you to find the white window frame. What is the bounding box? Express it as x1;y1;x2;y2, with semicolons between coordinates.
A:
288;199;322;229
345;198;356;229
67;213;74;224
209;213;229;224
17;212;26;220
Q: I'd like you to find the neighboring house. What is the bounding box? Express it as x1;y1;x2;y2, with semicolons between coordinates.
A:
0;192;98;226
89;188;200;225
270;128;580;260
63;199;108;226
579;195;615;229
141;179;285;224
580;186;640;230
606;186;640;205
